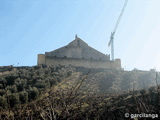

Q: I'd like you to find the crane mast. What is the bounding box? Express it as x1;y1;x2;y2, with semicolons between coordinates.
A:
108;0;128;61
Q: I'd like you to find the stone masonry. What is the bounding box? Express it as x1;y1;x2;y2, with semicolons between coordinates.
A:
37;35;121;69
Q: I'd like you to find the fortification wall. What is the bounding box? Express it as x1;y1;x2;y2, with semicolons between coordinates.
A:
43;56;121;69
45;42;110;60
46;47;83;59
38;54;45;65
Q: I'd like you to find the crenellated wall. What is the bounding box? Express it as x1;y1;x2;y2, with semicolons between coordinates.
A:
38;54;121;69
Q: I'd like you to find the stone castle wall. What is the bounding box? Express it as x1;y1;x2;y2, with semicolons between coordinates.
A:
38;54;45;65
37;36;121;69
38;54;121;69
45;39;110;61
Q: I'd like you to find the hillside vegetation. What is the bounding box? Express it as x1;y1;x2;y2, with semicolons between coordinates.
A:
0;65;160;119
0;65;75;108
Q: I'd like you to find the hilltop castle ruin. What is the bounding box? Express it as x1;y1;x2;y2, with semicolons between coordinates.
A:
37;35;121;69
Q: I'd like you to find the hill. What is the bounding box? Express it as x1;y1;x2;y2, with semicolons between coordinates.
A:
0;65;75;108
0;65;160;119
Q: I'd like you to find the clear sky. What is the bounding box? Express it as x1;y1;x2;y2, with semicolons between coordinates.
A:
0;0;160;71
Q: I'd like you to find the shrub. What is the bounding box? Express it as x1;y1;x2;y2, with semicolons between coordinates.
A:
19;91;28;104
8;85;18;93
0;89;5;96
8;93;20;107
0;96;7;108
28;87;39;100
67;70;73;77
5;76;16;85
49;78;57;86
15;79;27;92
56;77;62;83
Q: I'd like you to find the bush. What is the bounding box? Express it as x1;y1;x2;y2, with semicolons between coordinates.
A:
5;76;16;85
0;89;5;96
67;70;73;77
15;78;27;92
28;87;39;100
0;96;7;108
19;91;28;104
8;85;18;93
56;77;62;83
35;80;47;89
8;93;20;107
49;78;57;86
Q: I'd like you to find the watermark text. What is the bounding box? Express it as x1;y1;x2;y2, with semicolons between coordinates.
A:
125;113;158;119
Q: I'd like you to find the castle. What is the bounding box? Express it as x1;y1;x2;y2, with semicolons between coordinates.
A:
37;35;121;69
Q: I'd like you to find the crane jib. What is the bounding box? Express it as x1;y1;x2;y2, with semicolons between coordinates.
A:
108;0;128;61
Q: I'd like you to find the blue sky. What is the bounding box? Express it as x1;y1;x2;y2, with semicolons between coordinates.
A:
0;0;160;71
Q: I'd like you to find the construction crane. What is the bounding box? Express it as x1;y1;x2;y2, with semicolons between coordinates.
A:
108;0;128;61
